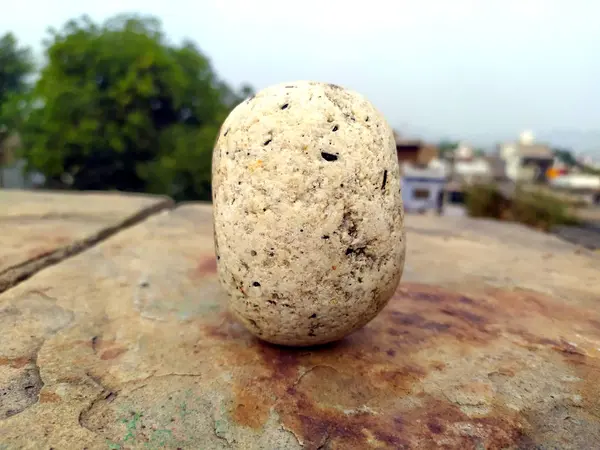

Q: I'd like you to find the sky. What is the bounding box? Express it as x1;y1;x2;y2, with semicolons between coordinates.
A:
2;0;599;153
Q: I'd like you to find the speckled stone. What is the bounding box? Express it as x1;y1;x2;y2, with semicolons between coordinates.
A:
212;80;405;346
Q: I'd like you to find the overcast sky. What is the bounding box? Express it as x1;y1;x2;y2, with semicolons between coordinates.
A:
2;0;599;150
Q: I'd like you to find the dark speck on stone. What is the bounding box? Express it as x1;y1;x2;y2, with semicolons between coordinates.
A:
321;152;338;162
252;281;261;287
381;170;388;190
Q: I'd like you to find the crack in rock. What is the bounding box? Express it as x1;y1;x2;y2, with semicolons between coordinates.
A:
0;198;173;293
0;352;43;419
1;292;74;419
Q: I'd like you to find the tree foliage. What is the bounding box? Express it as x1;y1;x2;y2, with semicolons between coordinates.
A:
22;14;251;200
437;140;459;157
553;147;577;168
0;32;34;160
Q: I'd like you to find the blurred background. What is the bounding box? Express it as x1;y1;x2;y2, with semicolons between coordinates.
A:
1;0;599;246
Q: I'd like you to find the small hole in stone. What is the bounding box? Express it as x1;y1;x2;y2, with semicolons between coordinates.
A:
332;125;339;132
224;128;230;136
238;181;242;185
217;255;221;260
250;250;257;256
252;281;261;287
381;170;388;190
365;116;370;122
263;208;267;212
300;229;304;232
322;235;330;239
263;139;272;146
321;152;338;162
358;277;363;283
310;313;317;319
280;103;289;110
267;300;277;305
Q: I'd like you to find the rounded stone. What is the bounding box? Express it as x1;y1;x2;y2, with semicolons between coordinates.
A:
212;80;405;346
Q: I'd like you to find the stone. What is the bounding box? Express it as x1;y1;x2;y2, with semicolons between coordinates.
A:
0;189;172;293
212;81;405;346
1;200;600;449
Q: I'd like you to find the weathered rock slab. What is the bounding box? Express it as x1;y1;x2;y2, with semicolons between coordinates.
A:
1;202;600;449
0;189;172;292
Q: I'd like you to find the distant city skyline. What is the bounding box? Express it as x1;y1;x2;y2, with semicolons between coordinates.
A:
397;124;600;157
3;0;599;154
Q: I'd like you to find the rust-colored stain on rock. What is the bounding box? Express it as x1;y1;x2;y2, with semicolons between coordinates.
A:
202;282;600;449
38;391;61;404
99;347;127;360
188;256;218;280
231;382;272;429
0;356;31;369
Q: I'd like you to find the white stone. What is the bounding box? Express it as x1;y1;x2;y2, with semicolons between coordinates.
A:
212;80;405;346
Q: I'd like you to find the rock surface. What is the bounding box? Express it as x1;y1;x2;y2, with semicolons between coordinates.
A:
0;189;172;292
213;81;405;345
1;197;600;449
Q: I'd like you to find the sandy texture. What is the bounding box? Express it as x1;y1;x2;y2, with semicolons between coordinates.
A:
0;189;173;293
212;81;405;346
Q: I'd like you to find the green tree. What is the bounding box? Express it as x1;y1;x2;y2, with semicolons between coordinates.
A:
0;33;34;162
22;14;252;199
553;147;577;167
437;140;459;158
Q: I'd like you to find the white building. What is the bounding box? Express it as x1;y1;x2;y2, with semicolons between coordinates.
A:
498;131;554;182
401;159;448;213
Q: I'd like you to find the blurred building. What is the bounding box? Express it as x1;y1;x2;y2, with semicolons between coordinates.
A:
394;131;446;213
394;131;439;166
401;159;447;213
498;131;554;183
0;133;45;189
